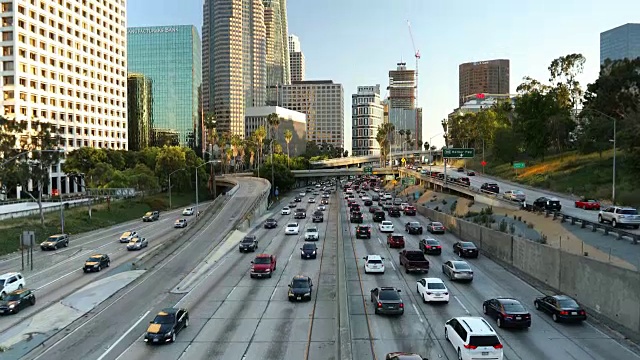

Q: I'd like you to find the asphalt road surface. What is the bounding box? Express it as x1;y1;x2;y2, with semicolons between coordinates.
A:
343;187;640;360
10;177;267;360
409;165;640;235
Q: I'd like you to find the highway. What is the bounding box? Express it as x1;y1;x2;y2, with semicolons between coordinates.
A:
0;177;265;360
106;185;338;360
407;165;640;233
343;187;640;360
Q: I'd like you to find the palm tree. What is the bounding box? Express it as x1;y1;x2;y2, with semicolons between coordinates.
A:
376;123;395;166
204;113;217;194
217;132;230;173
423;141;429;151
266;112;281;141
244;134;256;170
405;129;413;151
283;129;293;168
230;134;242;173
254;126;267;169
225;147;233;174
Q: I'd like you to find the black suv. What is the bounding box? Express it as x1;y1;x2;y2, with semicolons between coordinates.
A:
480;183;500;194
294;209;306;219
370;287;404;315
238;236;258;252
405;221;423;234
300;243;318;259
453;241;479;258
350;211;363;223
533;197;562;211
355;225;372;239
294;197;302;202
388;206;401;217
0;289;36;314
363;199;373;206
264;218;277;229
312;211;324;223
373;211;386;222
83;254;110;272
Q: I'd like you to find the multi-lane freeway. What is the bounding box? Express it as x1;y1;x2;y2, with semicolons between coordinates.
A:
1;176;639;360
342;186;640;359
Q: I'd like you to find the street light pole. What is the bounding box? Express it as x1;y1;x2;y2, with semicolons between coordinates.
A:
271;140;275;199
195;161;214;218
583;108;618;204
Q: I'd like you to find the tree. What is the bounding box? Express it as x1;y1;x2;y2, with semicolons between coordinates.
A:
9;121;63;226
231;134;242;172
548;53;586;110
491;127;520;163
254;126;267;169
155;146;187;189
62;147;107;175
423;142;429;151
266;113;281;141
343;150;349;157
283;129;293;168
376;123;395;166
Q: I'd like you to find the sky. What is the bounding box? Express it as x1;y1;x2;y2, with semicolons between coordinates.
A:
127;0;640;152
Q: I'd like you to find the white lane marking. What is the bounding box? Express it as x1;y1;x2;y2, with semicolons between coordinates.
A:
177;344;192;360
585;322;640;359
288;253;293;262
96;310;150;360
389;261;396;271
454;295;470;314
227;286;237;298
270;287;278;300
32;192;236;359
34;269;79;291
412;304;424;323
377;238;382;244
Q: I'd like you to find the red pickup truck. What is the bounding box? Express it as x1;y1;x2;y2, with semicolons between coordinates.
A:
399;250;430;273
250;254;277;278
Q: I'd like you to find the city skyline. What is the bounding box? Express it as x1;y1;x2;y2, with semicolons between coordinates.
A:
127;0;640;150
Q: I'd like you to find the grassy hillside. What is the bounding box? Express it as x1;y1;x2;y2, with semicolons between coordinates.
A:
465;150;639;207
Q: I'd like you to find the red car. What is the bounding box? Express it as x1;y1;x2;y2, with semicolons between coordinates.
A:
574;198;600;210
250;254;277;278
404;206;416;215
387;234;405;248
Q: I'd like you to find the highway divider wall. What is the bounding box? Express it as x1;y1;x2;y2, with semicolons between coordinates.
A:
417;204;640;341
236;178;270;231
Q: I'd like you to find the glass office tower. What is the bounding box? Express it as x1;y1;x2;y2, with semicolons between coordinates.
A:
600;23;640;64
127;25;202;147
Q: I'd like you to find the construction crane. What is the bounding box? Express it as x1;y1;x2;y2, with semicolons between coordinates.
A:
407;20;421;149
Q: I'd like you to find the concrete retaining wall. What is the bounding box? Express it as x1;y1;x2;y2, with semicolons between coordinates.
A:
0;199;91;221
416;204;640;340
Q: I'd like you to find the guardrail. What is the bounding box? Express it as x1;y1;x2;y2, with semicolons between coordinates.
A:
522;204;640;244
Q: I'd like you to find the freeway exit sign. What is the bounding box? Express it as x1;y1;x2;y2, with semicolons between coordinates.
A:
363;166;373;174
513;162;526;169
401;177;416;186
442;148;475;158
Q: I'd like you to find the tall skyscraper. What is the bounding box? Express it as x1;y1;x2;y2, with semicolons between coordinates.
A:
387;62;422;151
202;0;266;138
264;0;290;106
0;0;127;195
458;59;509;107
128;26;202;148
277;80;344;149
352;85;383;156
600;23;640;64
127;74;154;151
288;34;305;82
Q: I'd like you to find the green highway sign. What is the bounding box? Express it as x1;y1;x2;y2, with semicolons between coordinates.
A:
363;166;373;174
401;177;416;186
442;148;475;158
413;153;420;157
513;162;526;169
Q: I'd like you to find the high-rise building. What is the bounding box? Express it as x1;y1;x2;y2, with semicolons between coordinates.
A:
0;0;127;196
352;85;383;156
202;0;266;138
127;74;153;151
288;34;305;83
600;23;640;64
245;106;306;156
264;0;290;106
458;59;509;107
128;25;202;148
387;63;422;151
276;80;344;149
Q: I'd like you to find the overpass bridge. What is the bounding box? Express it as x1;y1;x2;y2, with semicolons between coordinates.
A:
310;150;442;168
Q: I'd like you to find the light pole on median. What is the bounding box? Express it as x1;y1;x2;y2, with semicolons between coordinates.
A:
168;168;187;209
582;108;618;204
195;161;214;218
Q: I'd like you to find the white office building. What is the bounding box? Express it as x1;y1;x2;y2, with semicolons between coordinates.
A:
245;105;306;156
0;0;128;196
276;80;344;149
352;85;383;156
288;34;305;82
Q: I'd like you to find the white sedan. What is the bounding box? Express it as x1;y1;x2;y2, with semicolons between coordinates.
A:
182;207;194;216
416;277;449;303
363;255;385;274
281;207;291;215
379;221;394;233
285;222;300;235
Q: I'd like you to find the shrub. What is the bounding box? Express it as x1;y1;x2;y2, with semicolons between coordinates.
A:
499;219;508;232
